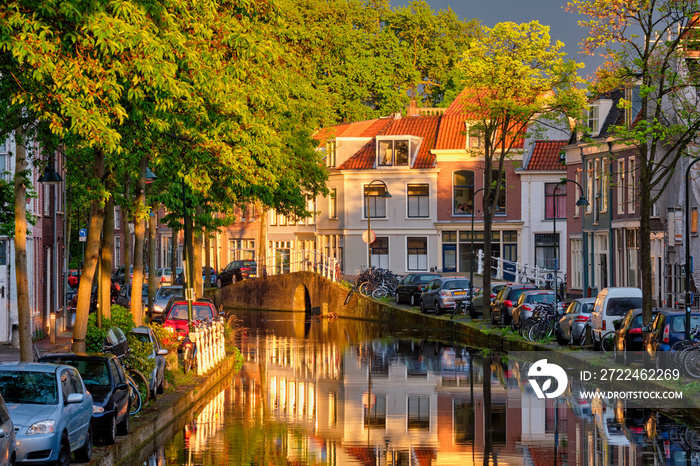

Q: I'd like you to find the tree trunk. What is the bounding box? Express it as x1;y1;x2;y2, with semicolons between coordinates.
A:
148;200;156;321
205;230;211;288
639;155;654;326
130;157;147;326
170;227;177;282
73;149;106;352
257;201;267;275
99;196;114;321
193;225;203;297
482;157;494;322
14;126;32;362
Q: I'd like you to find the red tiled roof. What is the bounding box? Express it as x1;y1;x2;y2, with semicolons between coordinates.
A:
337;115;441;170
314;118;393;143
527;140;568;170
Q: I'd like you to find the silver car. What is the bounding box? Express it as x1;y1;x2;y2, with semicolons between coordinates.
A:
131;326;169;400
155;267;182;286
0;362;93;465
152;285;183;320
420;277;471;315
0;393;15;466
556;297;596;345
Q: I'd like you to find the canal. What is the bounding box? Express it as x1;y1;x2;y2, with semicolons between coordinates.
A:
138;309;700;465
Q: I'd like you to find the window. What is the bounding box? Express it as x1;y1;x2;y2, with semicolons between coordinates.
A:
587;105;599;135
328;188;337;219
628;157;636;213
442;231;457;243
407;184;429;218
617;159;625;214
269;209;277;226
466;123;483;150
371;237;389;269
575;169;582;217
114;237;121;267
325;140;336;168
626;229;638;287
407;237;427;270
0;239;6;265
306;198;316;225
534;233;559;270
229;240;255;262
600;159;608;213
364;395;387;428
571;238;582;289
453;170;475;215
489;170;506;214
544;183;567;219
377;139;409;167
329;392;337;426
407;396;430;429
364;184;388;218
586;160;593;214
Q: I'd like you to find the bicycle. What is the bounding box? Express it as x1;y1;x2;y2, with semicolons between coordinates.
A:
600;330;616;353
182;334;198;374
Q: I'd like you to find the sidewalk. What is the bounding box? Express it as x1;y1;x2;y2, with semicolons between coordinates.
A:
0;330;73;363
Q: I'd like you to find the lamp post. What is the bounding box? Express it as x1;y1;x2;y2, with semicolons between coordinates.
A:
685;158;700;340
470;188;485;309
553;179;589;307
182;178;194;324
364;180;391;269
38;160;63;344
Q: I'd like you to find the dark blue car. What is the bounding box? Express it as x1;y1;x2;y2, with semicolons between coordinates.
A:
643;309;700;367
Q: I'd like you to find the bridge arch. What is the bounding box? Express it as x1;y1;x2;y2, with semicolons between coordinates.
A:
292;283;312;314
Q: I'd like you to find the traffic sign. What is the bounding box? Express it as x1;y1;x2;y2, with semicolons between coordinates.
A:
362;230;376;244
78;228;87;242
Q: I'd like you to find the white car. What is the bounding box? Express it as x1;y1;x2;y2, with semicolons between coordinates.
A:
155;267;183;286
590;287;642;350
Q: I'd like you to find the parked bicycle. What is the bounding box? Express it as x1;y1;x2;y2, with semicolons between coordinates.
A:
522;303;560;342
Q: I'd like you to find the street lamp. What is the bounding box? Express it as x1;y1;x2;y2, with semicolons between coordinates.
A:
38;159;63;344
553;179;589;307
685;157;700;340
364;180;391;269
470;188;485;309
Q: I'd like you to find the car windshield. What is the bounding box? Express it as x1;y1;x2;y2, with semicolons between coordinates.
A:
509;288;534;301
444;280;470;290
45;359;110;387
527;293;555;303
157;288;181;299
606;297;643;316
0;371;58;404
168;304;214;321
668;315;700;333
416;274;438;283
241;261;256;267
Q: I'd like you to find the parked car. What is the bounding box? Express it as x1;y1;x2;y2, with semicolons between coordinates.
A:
173;267;219;286
468;282;509;318
591;287;643;350
0;362;93;464
556;297;596;346
38;353;129;445
152;285;183;320
155;267;182;286
613;308;660;364
216;260;259;287
643;309;700;367
112;265;149;284
114;283;150;313
131;326;168;401
419;277;470;315
68;269;80;288
510;290;564;330
0;393;15;466
490;284;538;326
160;298;218;345
394;272;441;306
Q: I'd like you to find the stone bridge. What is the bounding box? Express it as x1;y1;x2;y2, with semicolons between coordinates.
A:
205;272;351;316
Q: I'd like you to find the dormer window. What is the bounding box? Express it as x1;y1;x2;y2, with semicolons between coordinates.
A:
325;140;337;168
465;123;483;150
377;138;409;167
587;105;599;136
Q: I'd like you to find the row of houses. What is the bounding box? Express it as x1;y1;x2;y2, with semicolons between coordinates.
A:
0;85;696;344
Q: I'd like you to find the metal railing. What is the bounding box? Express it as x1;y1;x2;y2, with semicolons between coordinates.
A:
190;318;226;376
476;249;565;288
259;250;340;282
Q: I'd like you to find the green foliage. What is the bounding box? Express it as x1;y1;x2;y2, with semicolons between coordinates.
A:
86;313;108;353
124;335;155;376
109;305;134;335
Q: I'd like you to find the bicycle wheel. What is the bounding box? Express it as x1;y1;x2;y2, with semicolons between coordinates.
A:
344;288;354;305
527;323;544;342
127;368;150;403
183;346;196;374
683;348;700;379
127;378;142;415
358;281;373;297
520;319;536;339
601;331;616;353
372;287;388;300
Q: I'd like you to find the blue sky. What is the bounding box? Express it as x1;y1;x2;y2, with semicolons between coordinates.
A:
391;0;603;78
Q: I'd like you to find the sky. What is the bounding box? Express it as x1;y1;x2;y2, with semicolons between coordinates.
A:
392;0;604;78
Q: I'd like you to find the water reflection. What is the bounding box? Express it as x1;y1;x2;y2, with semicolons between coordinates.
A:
145;310;700;465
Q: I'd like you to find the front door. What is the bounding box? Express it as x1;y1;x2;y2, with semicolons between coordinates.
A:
503;244;517;281
442;244;456;273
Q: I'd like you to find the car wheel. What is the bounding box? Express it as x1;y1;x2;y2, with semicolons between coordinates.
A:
469;304;477;319
117;410;129;436
157;373;165;394
510;318;516;332
75;422;93;463
569;330;575;347
420;300;427;314
614;342;624;363
104;414;117;444
395;293;401;305
410;294;417;307
436;302;445;316
556;328;567;346
56;435;70;466
216;278;222;288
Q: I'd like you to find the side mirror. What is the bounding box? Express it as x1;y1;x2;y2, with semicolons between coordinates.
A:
157;348;169;356
66;393;85;404
115;382;129;391
642;326;649;332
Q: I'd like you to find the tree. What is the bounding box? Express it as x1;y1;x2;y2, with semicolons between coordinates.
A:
567;0;700;325
455;21;585;321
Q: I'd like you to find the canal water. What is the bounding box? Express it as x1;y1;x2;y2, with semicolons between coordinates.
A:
141;310;700;465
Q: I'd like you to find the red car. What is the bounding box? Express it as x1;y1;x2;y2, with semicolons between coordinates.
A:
68;269;81;288
160;298;218;345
